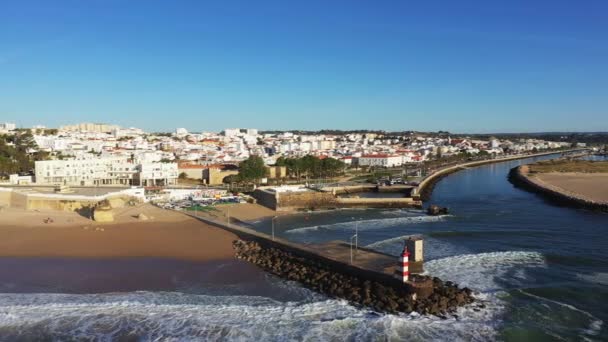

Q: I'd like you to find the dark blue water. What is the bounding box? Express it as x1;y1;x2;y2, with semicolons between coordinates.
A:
251;154;608;341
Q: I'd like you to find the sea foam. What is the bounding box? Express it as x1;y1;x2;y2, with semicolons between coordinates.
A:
286;215;450;234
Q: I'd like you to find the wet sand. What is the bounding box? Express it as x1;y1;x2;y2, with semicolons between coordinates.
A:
0;257;268;294
535;173;608;204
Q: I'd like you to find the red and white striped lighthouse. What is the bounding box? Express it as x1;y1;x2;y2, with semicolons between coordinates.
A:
395;245;410;283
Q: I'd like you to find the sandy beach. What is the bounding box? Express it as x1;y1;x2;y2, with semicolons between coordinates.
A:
194;203;289;222
535;172;608;204
0;204;239;261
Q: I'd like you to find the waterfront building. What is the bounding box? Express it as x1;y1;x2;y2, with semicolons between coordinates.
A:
34;157;178;186
358;154;403;168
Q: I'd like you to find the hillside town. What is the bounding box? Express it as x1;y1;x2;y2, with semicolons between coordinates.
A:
0;121;579;187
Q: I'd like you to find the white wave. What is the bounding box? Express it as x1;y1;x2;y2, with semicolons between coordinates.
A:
379;209;426;216
0;290;503;341
517;289;604;338
577;272;608;286
365;234;416;249
286;215;451;234
366;235;470;261
424;251;546;293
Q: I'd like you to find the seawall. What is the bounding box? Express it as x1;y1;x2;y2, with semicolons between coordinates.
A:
414;149;588;201
0;187;145;212
508;165;608;212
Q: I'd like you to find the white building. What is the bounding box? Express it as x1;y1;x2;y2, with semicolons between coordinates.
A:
135;162;179;186
35;157;178;186
224;128;241;137
113;127;145;138
0;123;16;133
175;128;189;137
9;174;33;185
357;154;403;168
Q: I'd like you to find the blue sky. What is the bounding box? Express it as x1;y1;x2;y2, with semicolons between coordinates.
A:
1;0;607;133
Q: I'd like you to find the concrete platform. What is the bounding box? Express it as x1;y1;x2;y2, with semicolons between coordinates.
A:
306;241;423;276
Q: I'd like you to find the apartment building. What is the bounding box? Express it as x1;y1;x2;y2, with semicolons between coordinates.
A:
35;157;178;186
357;154;403;168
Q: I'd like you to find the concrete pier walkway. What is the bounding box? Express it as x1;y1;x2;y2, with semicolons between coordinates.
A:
183;211;423;281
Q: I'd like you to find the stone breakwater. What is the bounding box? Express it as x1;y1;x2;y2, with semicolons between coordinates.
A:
508;166;608;212
233;240;476;317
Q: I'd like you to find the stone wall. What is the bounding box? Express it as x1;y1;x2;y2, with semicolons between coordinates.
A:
204;168;239;185
277;190;337;211
251;189;278;210
178;168;204;180
26;198;97;212
508;166;608;212
0;189;11;207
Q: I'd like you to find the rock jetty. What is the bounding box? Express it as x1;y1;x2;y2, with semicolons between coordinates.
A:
233;240;476;316
427;204;449;216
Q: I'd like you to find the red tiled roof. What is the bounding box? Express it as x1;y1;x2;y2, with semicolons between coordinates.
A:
178;163;206;169
360;154;399;158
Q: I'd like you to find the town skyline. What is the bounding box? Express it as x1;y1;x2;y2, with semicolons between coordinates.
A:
2;1;607;133
3;120;608;136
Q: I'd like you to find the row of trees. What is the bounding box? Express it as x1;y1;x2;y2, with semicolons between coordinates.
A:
275;155;345;179
224;155;347;185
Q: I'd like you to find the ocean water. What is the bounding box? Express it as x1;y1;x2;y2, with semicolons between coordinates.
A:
1;154;606;341
249;154;607;341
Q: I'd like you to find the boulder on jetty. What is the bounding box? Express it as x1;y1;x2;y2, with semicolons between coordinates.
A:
232;240;476;316
427;205;449;216
93;200;114;222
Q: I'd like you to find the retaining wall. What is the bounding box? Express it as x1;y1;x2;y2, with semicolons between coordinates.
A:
253;187;420;211
414;149;587;201
277;190;337;211
508;165;608;212
0;188;11;207
251;189;278;210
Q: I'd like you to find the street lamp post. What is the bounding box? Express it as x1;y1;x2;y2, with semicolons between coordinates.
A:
349;217;359;264
355;220;359;250
271;215;278;241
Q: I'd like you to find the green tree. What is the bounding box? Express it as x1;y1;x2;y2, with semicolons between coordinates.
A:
238;155;268;184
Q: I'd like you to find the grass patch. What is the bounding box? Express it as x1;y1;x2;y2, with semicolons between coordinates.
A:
184;205;218;212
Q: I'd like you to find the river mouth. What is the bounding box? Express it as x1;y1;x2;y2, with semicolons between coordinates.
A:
246;153;608;340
